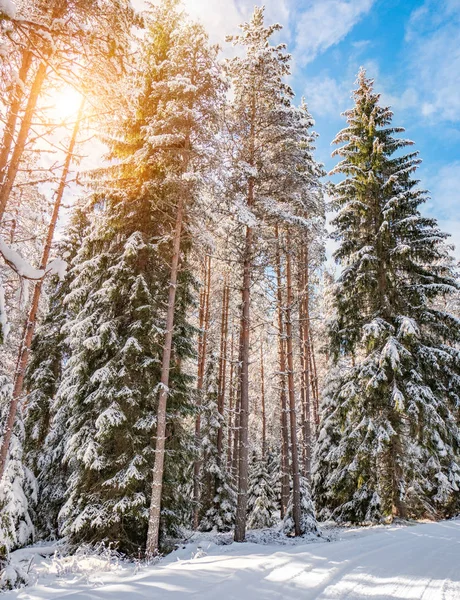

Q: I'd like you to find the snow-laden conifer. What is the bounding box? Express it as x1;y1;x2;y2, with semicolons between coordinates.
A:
199;355;236;532
43;0;224;554
247;454;277;529
226;5;324;542
22;209;90;538
283;475;318;536
0;376;36;556
313;70;460;522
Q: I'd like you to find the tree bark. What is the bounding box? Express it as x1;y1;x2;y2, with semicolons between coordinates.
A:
309;326;320;433
299;242;312;480
232;324;243;481
0;49;33;187
0;99;84;482
227;328;235;470
0;61;48;223
216;279;229;459
260;336;267;459
234;217;253;543
275;225;290;518
146;194;185;557
284;229;302;536
192;255;212;529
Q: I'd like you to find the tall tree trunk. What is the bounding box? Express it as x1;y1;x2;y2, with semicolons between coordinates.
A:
227;328;235;470
275;225;290;517
390;432;407;519
232;325;243;480
234;217;253;542
284;229;301;536
146;195;185;557
234;85;256;543
192;255;212;529
0;49;33;186
216;279;229;459
299;242;312;480
0;61;48;223
0;100;84;482
260;336;267;459
309;327;320;432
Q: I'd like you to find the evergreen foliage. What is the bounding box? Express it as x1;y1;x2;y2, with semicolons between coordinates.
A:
54;212;195;551
225;7;324;236
0;376;36;554
33;0;223;554
199;355;236;532
247;454;277;529
23;209;90;538
283;475;317;536
313;70;460;522
267;450;282;512
1;0;458;571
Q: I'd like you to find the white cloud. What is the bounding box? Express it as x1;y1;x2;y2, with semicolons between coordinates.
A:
403;1;460;122
133;1;374;66
304;75;350;118
425;161;460;219
132;0;292;48
182;0;290;45
423;161;460;260
295;0;374;65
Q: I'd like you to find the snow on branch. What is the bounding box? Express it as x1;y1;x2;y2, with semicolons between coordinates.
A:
0;237;67;281
0;0;17;19
0;236;67;343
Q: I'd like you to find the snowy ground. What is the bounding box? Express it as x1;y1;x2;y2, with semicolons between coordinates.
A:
3;520;460;599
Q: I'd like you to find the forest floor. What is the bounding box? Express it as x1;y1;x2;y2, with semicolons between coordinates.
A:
4;520;460;599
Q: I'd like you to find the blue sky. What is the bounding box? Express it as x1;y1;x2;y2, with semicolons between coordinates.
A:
137;0;460;259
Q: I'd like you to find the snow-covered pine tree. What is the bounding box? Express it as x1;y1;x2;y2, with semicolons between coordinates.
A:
143;0;225;555
22;208;90;538
247;454;277;529
283;475;318;536
54;207;196;552
313;69;460;522
267;449;282;514
225;6;290;542
48;0;222;554
199;353;236;532
0;375;36;556
226;5;324;542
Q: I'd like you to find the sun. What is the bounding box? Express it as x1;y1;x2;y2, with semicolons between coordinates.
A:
50;86;84;121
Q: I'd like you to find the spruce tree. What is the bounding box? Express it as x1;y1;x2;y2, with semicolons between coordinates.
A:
313;70;460;522
23;208;90;538
247;454;277;529
267;449;282;514
199;354;236;532
43;0;222;554
283;475;318;536
55;216;196;552
0;376;35;555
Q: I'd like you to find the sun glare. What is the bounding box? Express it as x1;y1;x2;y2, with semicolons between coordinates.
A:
50;86;84;120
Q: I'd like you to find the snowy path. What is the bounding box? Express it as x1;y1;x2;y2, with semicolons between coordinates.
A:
6;521;460;599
